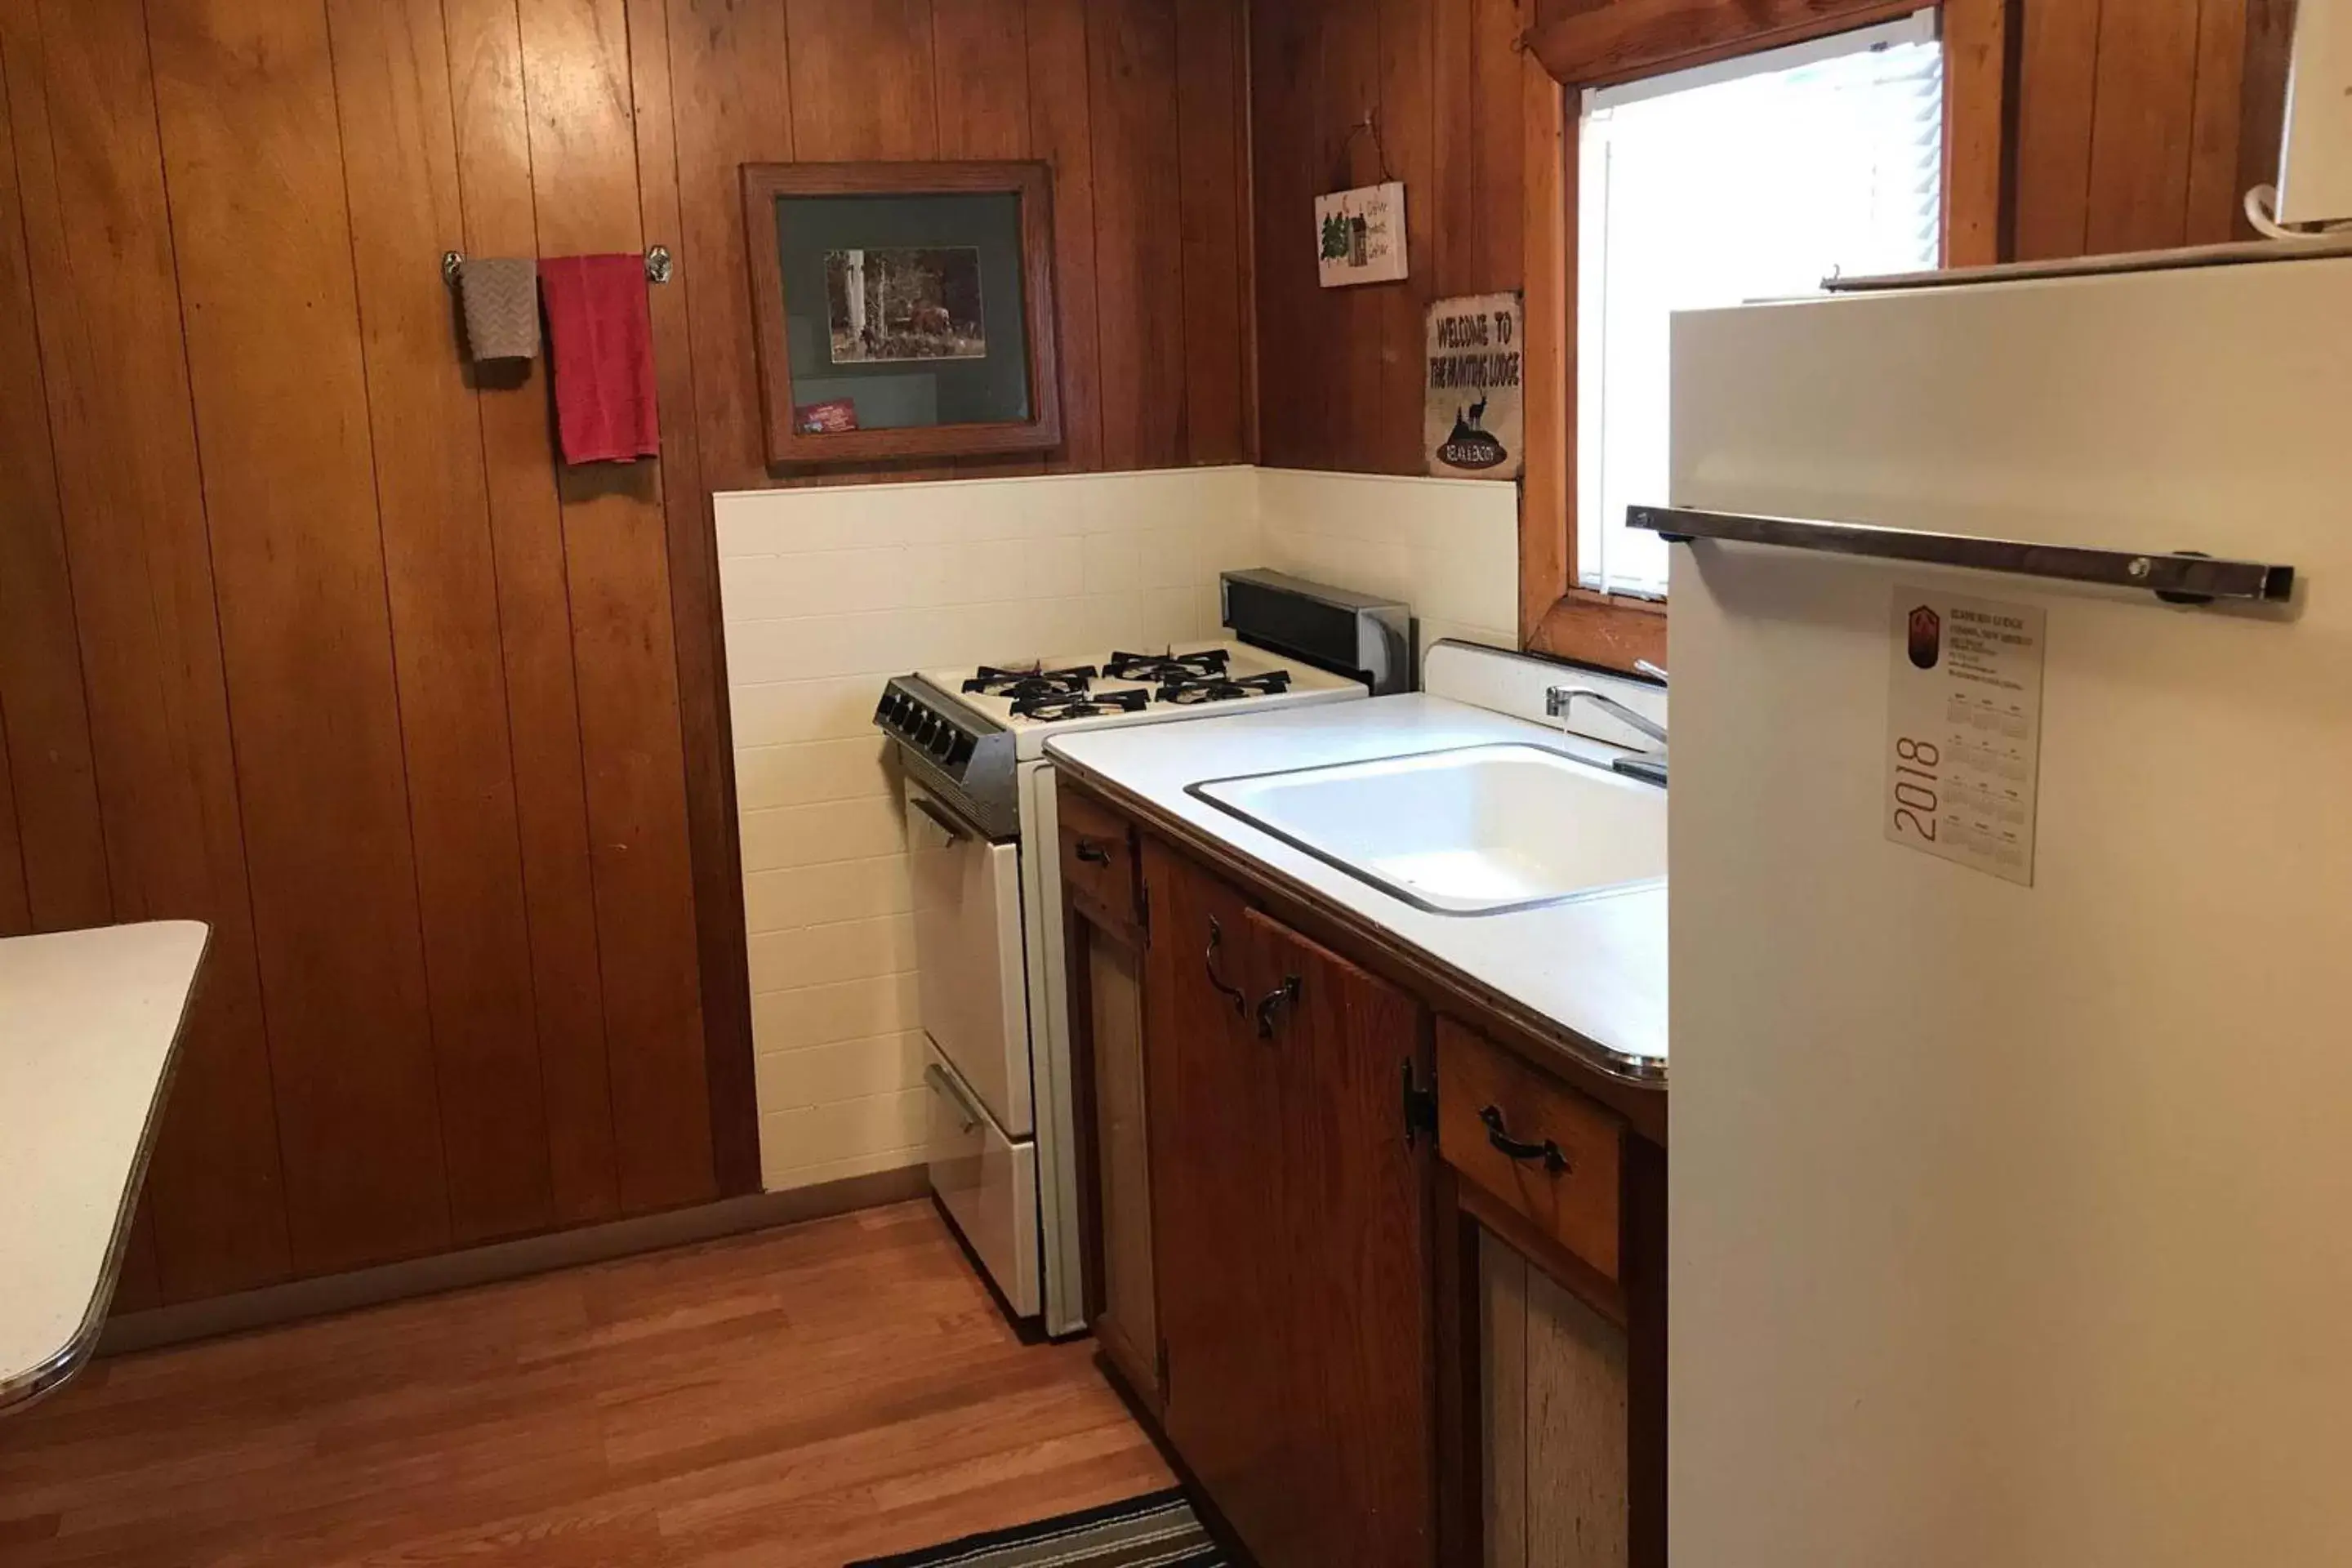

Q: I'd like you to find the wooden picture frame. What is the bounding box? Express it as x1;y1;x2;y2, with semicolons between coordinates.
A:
740;160;1063;466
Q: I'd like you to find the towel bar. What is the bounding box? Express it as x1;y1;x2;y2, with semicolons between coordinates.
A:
442;246;672;287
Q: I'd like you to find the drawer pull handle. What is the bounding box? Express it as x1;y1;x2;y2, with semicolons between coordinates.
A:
1075;839;1111;865
1479;1105;1570;1174
1254;974;1302;1039
1205;916;1247;1016
925;1063;982;1135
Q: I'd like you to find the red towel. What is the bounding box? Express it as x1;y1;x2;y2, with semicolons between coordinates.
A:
537;254;659;464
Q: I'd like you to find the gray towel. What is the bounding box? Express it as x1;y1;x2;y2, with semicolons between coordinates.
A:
457;256;540;362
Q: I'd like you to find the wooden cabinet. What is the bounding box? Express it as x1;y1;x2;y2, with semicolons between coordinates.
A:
1440;1018;1666;1568
1055;777;1662;1568
1241;905;1433;1568
1083;826;1435;1568
1439;1018;1624;1285
1062;804;1160;1411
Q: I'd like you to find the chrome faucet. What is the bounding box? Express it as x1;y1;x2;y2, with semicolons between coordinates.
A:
1546;684;1668;786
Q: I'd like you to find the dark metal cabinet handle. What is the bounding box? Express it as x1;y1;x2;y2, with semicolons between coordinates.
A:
1074;839;1111;865
1204;916;1246;1016
1254;974;1302;1039
1478;1104;1570;1174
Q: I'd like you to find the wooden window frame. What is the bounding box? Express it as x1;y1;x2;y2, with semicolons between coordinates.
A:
1517;0;2015;671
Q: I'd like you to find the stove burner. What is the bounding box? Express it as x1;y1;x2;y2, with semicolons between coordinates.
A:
1011;688;1152;722
1157;671;1294;706
1104;648;1231;685
963;663;1098;699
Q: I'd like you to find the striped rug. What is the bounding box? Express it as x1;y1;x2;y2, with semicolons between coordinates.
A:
847;1489;1224;1568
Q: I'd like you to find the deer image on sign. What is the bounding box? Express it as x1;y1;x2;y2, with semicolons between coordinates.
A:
1315;182;1409;287
1424;293;1524;479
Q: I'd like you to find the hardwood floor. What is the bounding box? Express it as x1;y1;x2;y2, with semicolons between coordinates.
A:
0;1202;1171;1566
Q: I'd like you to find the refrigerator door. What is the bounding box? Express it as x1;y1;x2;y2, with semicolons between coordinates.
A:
1668;257;2352;1565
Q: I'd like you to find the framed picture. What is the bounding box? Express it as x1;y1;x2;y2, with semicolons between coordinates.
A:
740;160;1062;466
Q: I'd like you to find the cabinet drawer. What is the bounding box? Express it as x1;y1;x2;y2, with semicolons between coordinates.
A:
1058;785;1141;929
1437;1018;1622;1281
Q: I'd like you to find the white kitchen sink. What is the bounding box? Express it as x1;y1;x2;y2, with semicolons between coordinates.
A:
1188;742;1666;916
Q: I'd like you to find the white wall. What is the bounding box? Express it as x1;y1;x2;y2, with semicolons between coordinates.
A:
1258;468;1519;653
715;465;1519;1192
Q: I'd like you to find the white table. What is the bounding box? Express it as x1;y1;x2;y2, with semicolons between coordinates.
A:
1;921;207;1414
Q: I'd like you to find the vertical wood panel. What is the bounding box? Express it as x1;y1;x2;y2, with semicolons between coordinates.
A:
629;0;759;1200
147;0;451;1275
2014;0;2103;259
670;0;792;492
6;0;292;1299
1375;0;1439;473
327;0;554;1245
1318;2;1387;474
1482;1233;1530;1568
934;0;1032;159
518;0;715;1214
2183;0;2249;244
445;0;626;1227
1249;0;1316;466
1029;0;1105;471
1943;0;2014;267
1469;0;1528;293
1432;0;1478;299
786;0;939;160
2084;0;2204;252
1524;1265;1630;1567
1176;0;1249;465
1091;0;1189;469
0;42;109;937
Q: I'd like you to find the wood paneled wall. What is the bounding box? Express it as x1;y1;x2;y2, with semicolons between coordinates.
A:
1253;0;1535;474
0;0;1251;1307
1254;0;2299;476
2014;0;2296;259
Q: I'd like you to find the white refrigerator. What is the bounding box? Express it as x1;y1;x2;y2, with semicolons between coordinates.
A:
1666;252;2352;1564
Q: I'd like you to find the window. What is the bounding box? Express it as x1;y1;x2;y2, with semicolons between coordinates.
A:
1575;13;1945;598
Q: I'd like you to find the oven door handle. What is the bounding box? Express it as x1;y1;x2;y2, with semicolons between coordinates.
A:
909;792;973;844
924;1062;983;1135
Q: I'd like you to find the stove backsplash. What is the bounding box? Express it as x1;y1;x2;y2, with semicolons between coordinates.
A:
713;465;1517;1196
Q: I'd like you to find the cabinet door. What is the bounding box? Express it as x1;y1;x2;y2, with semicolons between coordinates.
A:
1482;1232;1629;1568
1079;911;1160;1409
1245;907;1434;1568
1143;840;1298;1564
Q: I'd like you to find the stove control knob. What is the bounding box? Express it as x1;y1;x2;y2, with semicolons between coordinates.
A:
915;714;942;746
946;733;975;766
929;725;956;757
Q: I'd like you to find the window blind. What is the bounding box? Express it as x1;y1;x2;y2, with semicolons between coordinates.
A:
1575;15;1945;599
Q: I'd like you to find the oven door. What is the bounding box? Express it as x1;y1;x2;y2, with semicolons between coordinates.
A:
903;781;1034;1138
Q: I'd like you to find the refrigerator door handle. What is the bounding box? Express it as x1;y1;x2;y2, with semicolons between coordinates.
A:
1629;505;2297;605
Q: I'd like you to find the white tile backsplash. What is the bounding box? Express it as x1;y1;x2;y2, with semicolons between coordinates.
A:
719;464;1522;1192
1258;467;1520;656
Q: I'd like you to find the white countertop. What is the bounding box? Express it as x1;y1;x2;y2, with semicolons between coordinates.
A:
1047;694;1667;1079
2;920;208;1414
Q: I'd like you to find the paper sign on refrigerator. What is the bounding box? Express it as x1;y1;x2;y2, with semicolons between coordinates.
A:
1884;586;2047;886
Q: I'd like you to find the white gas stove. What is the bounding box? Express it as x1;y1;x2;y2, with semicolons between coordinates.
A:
875;588;1402;1334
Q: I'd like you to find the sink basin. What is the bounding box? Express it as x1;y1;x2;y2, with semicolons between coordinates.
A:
1188;742;1665;915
